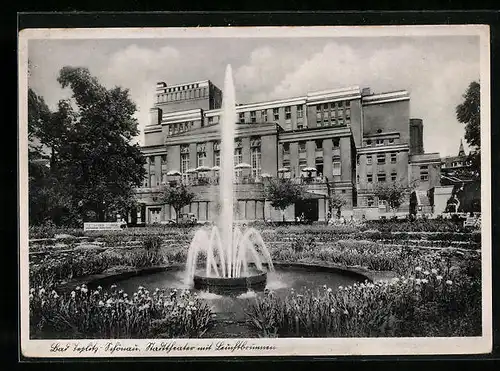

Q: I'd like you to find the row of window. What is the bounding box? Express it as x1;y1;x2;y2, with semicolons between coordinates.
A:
157;87;209;103
315;102;351;127
283;138;341;154
364;137;396;146
237;105;305;124
178;141;262;178
365;152;398;165
365;171;398;183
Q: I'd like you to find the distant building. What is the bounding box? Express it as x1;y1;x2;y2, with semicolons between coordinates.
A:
130;78;442;224
438;140;480;213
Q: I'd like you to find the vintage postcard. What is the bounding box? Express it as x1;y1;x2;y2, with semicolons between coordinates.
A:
19;25;492;358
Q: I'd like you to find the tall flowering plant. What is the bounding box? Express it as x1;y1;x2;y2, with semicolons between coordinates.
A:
30;284;213;339
246;266;481;338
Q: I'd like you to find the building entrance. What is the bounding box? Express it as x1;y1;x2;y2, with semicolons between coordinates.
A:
148;207;162;224
295;200;319;222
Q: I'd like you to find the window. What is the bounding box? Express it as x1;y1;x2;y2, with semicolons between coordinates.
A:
420;165;429;181
273;108;279;121
316;105;322;120
149;156;155;164
298;141;306;152
297;122;304;130
234;148;243;177
366;155;372;165
208;117;214;125
391;171;397;181
297;105;303;118
197;151;207;167
341;190;346;194
180;153;189;174
377;154;386;164
315;140;323;150
239;112;245;123
261;109;268;122
345;100;350;107
388;138;395;144
234;148;242;164
333;138;340;148
214;150;220;167
283;142;290;154
299;158;307;172
367;174;373;183
285;106;291;120
250;111;256;123
161;155;167;163
197;143;207;167
377;172;386;182
345;108;351;118
366;139;372;146
390;152;397;163
376;139;384;146
251;146;262;178
367;197;374;207
332;159;341;176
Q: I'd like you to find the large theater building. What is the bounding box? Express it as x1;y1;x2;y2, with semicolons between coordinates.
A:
131;79;441;224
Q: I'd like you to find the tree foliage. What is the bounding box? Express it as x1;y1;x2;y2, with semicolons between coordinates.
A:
456;81;480;179
374;182;411;212
265;178;304;219
329;192;347;218
161;184;196;222
456;81;480;149
28;67;146;226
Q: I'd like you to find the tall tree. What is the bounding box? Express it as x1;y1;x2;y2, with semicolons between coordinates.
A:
30;67;146;224
456;81;480;179
264;178;304;221
161;184;196;223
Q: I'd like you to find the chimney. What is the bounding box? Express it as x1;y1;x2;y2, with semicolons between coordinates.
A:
409;118;424;155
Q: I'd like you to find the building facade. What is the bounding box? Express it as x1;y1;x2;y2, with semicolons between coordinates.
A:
132;78;442;224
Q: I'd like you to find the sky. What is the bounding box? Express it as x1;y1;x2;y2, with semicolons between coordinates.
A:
28;34;480;157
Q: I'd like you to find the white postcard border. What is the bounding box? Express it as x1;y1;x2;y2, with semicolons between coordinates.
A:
18;25;492;358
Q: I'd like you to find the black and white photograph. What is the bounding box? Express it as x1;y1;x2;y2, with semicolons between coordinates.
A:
19;25;491;357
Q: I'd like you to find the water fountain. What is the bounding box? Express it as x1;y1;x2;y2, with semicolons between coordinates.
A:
184;65;275;294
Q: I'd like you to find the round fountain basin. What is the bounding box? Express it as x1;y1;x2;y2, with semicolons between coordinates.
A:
193;270;267;295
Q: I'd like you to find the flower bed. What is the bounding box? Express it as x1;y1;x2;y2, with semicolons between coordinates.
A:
30;284;213;339
245;267;481;337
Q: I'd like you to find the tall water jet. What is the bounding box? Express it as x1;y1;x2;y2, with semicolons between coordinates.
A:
184;64;274;294
220;64;237;278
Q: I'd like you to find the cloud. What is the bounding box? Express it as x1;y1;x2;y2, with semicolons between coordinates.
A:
236;41;480;155
234;46;303;103
101;45;182;143
28;37;480;156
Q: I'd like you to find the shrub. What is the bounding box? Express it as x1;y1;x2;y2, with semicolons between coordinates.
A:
30;285;213;339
